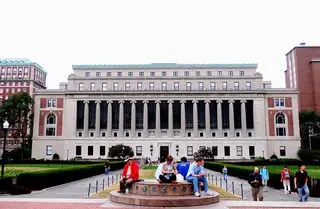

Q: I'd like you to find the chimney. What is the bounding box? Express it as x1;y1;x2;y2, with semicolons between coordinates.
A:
300;42;306;46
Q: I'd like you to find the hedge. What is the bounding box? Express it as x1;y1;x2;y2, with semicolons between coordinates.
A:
204;162;319;197
17;161;125;190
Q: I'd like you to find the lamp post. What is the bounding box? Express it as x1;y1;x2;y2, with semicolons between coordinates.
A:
176;145;179;156
67;149;69;161
150;145;153;156
308;123;314;150
1;120;9;189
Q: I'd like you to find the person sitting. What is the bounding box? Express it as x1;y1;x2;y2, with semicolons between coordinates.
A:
118;156;139;193
158;155;177;183
186;157;213;197
155;162;164;181
176;157;190;180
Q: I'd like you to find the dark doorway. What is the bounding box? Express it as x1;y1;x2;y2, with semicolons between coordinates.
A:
160;146;169;162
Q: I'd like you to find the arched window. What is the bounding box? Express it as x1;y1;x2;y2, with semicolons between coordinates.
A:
275;112;286;136
46;114;56;136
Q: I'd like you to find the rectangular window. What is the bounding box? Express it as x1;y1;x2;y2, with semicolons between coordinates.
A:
88;146;93;156
46;128;56;136
113;82;119;91
276;127;286;136
222;82;227;90
173;71;178;76
106;72;111;77
212;146;218;156
196;71;200;76
280;146;286;156
117;72;122;77
246;82;251;90
90;83;95;91
139;72;144;77
275;98;285;107
85;72;90;77
100;146;105;156
198;82;204;90
218;71;222;76
46;145;52;156
234;82;239;90
136;146;142;156
184;71;189;76
162;82;167;91
224;146;230;156
137;82;142;91
47;99;57;107
79;83;84;91
187;146;193;156
240;71;244;76
150;72;155;76
128;72;133;76
207;71;212;76
210;82;215;90
174;82;179;91
102;83;107;91
236;146;243;156
149;82;154;91
229;71;233;76
249;146;255;156
186;82;191;91
125;82;130;91
162;71;167;76
96;72;101;77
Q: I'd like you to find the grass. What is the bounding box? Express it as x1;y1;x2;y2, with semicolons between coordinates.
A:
5;164;82;168
92;167;239;199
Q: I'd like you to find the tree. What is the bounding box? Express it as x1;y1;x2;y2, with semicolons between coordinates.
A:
193;147;215;160
299;110;320;149
0;92;34;160
108;144;134;159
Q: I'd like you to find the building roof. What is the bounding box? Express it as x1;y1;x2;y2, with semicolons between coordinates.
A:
285;45;320;56
72;63;258;70
0;58;47;74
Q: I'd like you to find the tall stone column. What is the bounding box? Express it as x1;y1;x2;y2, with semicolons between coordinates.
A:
168;100;173;137
155;100;161;137
95;100;101;137
180;100;186;137
107;101;112;137
143;100;148;137
83;101;89;137
119;100;124;137
229;100;235;137
131;100;136;136
241;100;247;137
216;100;222;136
205;100;211;137
193;100;198;136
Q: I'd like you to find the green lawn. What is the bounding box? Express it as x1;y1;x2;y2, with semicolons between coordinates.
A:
5;163;83;168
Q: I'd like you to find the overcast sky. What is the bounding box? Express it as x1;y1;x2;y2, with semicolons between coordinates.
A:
1;0;319;89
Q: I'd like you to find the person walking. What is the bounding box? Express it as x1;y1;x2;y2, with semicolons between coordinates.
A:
281;165;291;194
105;160;110;175
260;166;269;192
294;164;309;202
222;165;228;182
248;167;263;201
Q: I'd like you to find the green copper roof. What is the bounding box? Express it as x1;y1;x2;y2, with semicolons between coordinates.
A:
0;58;47;74
72;63;258;70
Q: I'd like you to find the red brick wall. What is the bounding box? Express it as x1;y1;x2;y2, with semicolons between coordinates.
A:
267;97;274;108
40;98;46;108
38;110;63;136
284;70;290;88
285;97;292;107
57;98;63;108
268;110;294;136
311;61;320;113
268;110;275;136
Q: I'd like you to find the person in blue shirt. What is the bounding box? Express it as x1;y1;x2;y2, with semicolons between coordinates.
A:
176;157;190;179
186;157;213;197
260;166;269;192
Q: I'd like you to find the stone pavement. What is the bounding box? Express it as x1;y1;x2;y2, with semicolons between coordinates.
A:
0;170;121;199
205;169;320;202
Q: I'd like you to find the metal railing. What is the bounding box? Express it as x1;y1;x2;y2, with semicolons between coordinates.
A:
207;174;244;199
87;173;121;198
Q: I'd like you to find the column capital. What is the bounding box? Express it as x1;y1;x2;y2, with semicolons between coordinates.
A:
228;100;235;104
143;100;149;104
130;100;137;104
216;100;223;104
167;100;174;104
119;100;125;104
241;100;247;103
95;100;101;104
192;100;198;104
107;100;113;104
180;100;186;104
155;100;161;104
204;100;211;104
84;100;89;104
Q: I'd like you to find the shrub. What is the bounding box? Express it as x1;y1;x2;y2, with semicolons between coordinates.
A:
8;186;31;195
298;148;320;164
52;153;60;160
17;161;125;190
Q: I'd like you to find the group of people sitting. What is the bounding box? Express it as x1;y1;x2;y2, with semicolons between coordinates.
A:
118;155;213;197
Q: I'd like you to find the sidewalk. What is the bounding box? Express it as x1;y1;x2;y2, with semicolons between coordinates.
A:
205;169;320;202
0;170;121;199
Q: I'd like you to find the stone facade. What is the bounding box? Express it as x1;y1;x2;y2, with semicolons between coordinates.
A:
31;63;300;161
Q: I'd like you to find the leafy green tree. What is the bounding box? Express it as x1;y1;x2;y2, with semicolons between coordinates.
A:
299;110;320;149
108;144;134;159
193;147;215;160
0;92;34;160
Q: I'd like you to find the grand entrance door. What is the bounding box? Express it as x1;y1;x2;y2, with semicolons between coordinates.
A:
160;146;169;162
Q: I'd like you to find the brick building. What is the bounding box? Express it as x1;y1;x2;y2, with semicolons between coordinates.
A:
285;45;320;113
0;58;47;153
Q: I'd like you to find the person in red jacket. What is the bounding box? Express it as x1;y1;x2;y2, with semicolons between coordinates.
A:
118;156;140;193
281;165;291;194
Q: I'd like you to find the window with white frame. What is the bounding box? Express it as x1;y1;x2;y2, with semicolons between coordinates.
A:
234;82;239;90
47;99;56;107
174;82;179;91
218;71;222;76
210;82;215;90
280;146;286;156
275;112;286;136
117;72;122;77
246;82;251;90
187;146;193;156
275;98;285;107
150;72;155;76
90;83;95;91
113;82;119;91
240;71;244;76
125;82;130;91
139;72;144;77
136;146;142;156
96;72;101;77
79;83;84;91
196;71;200;76
107;72;111;77
186;82;191;91
85;72;90;77
128;72;133;76
236;146;243;156
102;83;107;91
162;82;167;91
46;145;52;155
149;82;154;91
184;71;189;76
46;114;56;136
207;71;212;76
137;82;142;91
198;82;204;90
222;82;227;90
162;71;167;76
229;71;233;76
173;71;178;76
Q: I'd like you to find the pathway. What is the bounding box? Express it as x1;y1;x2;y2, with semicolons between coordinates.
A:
205;169;320;202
